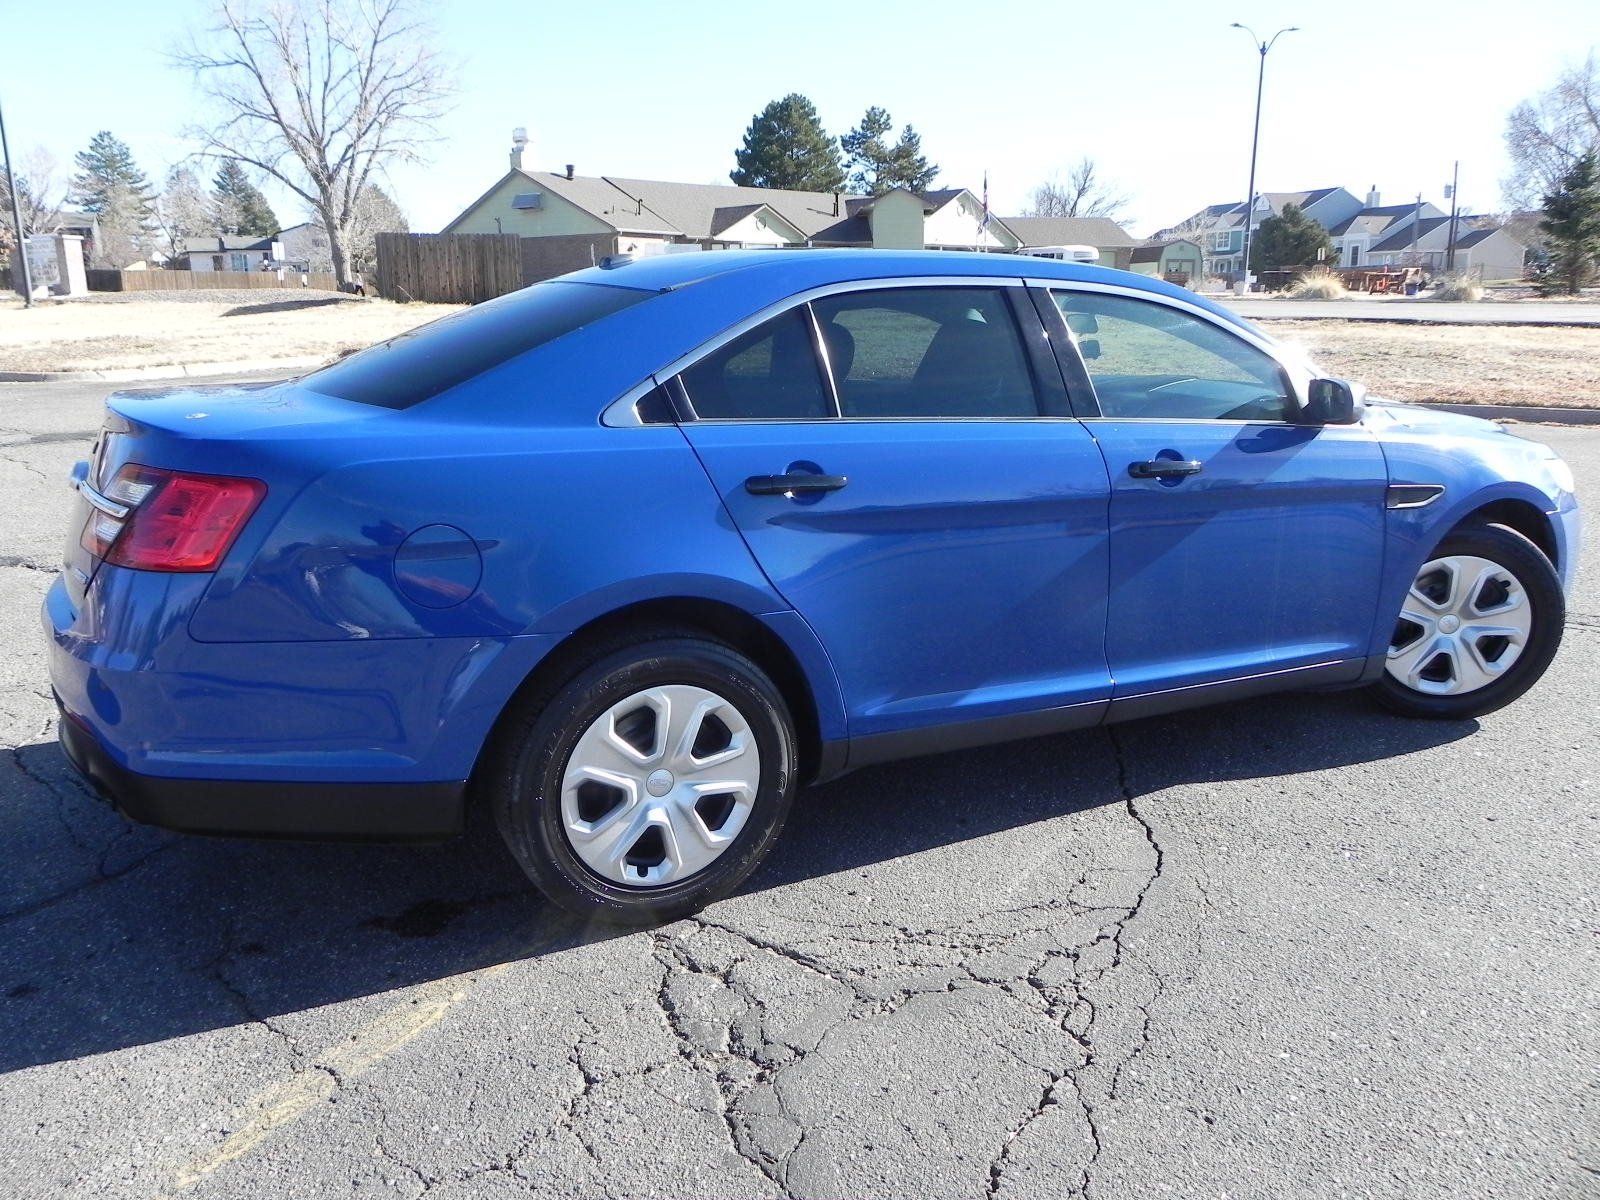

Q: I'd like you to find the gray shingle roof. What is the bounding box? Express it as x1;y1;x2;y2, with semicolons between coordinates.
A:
1001;216;1136;248
182;235;278;253
601;175;865;239
1368;216;1453;253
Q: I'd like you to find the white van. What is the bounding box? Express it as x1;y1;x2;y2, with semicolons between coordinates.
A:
1016;244;1100;264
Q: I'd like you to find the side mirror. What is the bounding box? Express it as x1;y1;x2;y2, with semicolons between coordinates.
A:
1064;312;1100;336
1078;337;1102;361
1301;377;1365;425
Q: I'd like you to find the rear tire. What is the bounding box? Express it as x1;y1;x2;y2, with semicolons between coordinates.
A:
485;631;797;924
1368;522;1563;720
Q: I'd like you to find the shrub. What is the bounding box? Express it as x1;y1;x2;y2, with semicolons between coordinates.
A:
1430;273;1485;302
1285;269;1349;299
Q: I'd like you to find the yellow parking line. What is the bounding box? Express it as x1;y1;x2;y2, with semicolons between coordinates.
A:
164;925;570;1195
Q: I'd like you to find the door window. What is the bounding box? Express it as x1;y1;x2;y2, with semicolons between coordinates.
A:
811;287;1039;418
1052;291;1291;421
678;308;833;420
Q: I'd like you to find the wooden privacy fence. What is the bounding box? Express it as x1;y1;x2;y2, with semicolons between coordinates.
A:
87;269;339;292
373;233;524;303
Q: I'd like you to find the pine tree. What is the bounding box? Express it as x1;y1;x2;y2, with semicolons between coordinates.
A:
212;160;280;237
1539;152;1600;294
841;107;938;195
1249;202;1334;272
730;94;845;192
69;131;155;267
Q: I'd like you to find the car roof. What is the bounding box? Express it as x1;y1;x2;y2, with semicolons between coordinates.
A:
559;248;1251;333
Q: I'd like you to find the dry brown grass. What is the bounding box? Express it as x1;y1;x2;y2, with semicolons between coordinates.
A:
1270;320;1600;408
0;293;461;374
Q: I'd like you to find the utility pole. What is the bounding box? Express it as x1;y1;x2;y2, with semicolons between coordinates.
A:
1231;23;1298;292
1445;161;1460;272
0;95;36;307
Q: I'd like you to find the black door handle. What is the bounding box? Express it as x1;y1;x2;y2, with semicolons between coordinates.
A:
744;473;849;496
1128;459;1203;479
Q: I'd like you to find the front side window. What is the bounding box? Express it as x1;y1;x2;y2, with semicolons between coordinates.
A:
810;287;1038;418
678;308;833;420
1053;291;1291;422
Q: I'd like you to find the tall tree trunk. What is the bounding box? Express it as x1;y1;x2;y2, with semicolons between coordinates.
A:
316;201;353;289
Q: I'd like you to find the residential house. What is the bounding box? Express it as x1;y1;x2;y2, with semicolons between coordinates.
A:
276;221;331;271
443;134;1026;282
1363;217;1525;279
183;234;282;272
1325;189;1445;267
1159;187;1361;280
1128;239;1203;283
998;216;1138;269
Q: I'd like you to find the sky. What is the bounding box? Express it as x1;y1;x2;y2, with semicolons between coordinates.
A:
5;0;1597;237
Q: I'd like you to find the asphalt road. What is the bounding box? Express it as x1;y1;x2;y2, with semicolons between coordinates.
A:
1220;297;1600;325
2;379;1596;1200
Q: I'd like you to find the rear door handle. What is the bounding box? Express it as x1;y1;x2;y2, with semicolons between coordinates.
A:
1128;459;1203;479
744;473;849;496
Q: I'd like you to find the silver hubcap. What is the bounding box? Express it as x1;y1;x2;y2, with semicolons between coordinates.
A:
1387;553;1533;696
560;684;761;888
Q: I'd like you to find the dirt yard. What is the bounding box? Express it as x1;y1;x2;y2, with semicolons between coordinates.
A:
0;291;461;375
1269;320;1600;408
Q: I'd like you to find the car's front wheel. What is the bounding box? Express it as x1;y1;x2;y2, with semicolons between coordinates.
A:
1369;522;1564;720
486;632;798;924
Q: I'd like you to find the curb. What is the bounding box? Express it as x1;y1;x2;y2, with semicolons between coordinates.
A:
1221;307;1600;329
0;356;324;383
1426;402;1600;426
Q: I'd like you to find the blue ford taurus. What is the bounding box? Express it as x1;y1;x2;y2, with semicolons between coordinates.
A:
45;250;1579;922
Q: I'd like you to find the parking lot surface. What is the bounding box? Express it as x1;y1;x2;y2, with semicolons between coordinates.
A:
1;379;1595;1199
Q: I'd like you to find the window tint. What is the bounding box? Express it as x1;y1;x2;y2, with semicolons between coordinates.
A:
1052;291;1291;421
812;287;1038;418
679;309;832;420
304;281;649;410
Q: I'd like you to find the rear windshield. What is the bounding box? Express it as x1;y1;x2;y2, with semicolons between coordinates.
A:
303;281;650;409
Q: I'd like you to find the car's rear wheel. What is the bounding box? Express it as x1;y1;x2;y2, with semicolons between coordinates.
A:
486;632;797;924
1368;523;1563;719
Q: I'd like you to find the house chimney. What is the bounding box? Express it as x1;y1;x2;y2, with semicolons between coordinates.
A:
510;126;529;172
1366;184;1380;208
565;164;575;181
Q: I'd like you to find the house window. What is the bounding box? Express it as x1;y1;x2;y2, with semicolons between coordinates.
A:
1348;246;1361;266
1211;231;1230;251
229;253;249;271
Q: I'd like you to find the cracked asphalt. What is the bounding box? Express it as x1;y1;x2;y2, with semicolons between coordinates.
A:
1;378;1596;1199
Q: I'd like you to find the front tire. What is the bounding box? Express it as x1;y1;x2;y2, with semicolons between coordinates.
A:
486;632;797;924
1368;522;1564;719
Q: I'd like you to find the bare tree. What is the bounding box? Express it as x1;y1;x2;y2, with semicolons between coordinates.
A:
1;147;67;260
1025;157;1130;222
1503;52;1600;211
153;165;214;263
174;0;451;288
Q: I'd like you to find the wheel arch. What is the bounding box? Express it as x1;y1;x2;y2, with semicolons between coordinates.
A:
471;596;845;793
1452;496;1559;571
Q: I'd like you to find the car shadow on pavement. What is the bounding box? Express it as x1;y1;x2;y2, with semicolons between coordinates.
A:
0;688;1474;1074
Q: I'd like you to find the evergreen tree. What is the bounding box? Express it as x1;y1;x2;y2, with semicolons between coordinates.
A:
730;94;845;192
212;160;280;237
1538;152;1600;294
1249;202;1334;272
841;107;938;195
69;131;155;267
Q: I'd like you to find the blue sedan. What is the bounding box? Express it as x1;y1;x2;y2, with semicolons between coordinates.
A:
45;250;1580;922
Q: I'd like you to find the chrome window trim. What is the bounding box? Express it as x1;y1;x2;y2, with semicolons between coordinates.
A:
602;275;1034;427
1033;279;1317;424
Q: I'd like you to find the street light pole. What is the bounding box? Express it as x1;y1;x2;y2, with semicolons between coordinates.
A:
0;94;36;307
1232;23;1297;292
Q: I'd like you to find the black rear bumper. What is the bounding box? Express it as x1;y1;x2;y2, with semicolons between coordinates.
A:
58;708;465;843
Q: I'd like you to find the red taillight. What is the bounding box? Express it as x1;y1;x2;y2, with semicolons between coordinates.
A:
83;464;265;572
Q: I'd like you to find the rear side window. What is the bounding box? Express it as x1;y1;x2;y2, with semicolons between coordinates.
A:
812;287;1039;418
679;308;833;420
304;281;649;409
